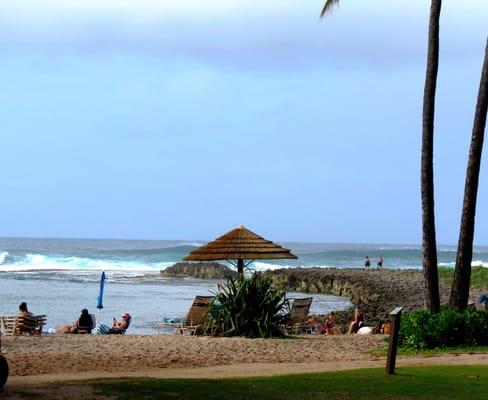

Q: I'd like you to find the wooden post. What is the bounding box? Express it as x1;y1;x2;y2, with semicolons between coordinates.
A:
237;259;244;278
386;306;403;375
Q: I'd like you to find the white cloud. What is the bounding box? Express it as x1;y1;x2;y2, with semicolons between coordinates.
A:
0;0;486;71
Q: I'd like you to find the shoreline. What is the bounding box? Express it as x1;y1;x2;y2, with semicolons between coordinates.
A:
0;268;486;334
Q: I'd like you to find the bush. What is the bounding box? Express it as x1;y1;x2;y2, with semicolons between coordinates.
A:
399;306;488;350
207;274;290;338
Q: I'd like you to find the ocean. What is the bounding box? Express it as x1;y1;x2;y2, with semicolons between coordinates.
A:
1;237;487;334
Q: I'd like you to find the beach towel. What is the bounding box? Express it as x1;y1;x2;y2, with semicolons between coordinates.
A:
357;326;373;335
94;324;110;335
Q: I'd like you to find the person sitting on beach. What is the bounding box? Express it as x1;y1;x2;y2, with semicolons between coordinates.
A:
323;311;341;335
18;302;32;317
380;322;392;335
56;309;95;334
15;302;35;334
109;313;131;334
305;316;320;334
348;305;365;334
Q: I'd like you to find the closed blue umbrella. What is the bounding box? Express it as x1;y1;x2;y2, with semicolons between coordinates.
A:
96;271;106;326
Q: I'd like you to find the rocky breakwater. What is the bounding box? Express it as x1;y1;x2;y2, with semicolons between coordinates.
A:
161;262;237;279
265;268;451;327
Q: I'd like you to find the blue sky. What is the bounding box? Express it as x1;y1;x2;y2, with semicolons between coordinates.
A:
0;0;487;244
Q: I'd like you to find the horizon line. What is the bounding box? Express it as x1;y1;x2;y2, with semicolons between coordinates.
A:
0;235;487;248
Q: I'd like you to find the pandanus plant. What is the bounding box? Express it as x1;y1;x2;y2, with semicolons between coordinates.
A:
207;274;290;338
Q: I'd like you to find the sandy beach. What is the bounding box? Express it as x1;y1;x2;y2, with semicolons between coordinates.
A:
2;334;385;377
2;334;488;400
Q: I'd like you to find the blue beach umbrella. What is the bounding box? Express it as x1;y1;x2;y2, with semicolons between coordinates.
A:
96;271;106;326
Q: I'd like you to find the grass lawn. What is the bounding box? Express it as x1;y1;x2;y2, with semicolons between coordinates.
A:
95;365;488;400
369;344;488;358
439;266;488;289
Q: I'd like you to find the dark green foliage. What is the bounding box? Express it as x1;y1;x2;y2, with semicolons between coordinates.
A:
206;274;289;338
399;306;488;349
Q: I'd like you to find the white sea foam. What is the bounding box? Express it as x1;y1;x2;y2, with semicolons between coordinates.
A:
0;251;9;265
0;253;171;272
471;260;488;268
250;262;336;271
251;262;290;271
439;262;456;268
178;242;205;247
439;260;488;268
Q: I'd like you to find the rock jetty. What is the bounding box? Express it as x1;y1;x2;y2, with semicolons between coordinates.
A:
264;268;452;327
159;264;475;329
161;262;237;279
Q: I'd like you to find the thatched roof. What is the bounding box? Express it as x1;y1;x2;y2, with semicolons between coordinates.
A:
183;226;297;261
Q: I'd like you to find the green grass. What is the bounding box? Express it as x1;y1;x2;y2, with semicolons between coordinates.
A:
95;365;488;400
439;266;488;289
369;344;488;357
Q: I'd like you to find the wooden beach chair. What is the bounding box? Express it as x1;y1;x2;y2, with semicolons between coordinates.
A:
0;315;47;336
158;295;213;335
286;297;313;334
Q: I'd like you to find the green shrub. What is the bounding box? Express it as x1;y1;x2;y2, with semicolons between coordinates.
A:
463;308;488;346
207;274;290;338
399;306;488;350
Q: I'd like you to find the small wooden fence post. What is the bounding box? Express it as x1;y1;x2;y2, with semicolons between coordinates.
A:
386;306;403;375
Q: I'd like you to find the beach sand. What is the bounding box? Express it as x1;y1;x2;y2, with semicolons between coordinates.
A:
2;334;488;399
2;334;385;377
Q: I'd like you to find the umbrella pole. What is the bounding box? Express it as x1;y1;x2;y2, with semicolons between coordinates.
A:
237;259;244;278
96;309;102;327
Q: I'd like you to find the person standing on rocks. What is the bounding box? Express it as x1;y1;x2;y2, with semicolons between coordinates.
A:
364;256;371;270
377;256;383;269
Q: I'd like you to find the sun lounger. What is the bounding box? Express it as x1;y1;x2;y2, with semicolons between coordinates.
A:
286;297;313;334
158;295;213;335
0;315;47;336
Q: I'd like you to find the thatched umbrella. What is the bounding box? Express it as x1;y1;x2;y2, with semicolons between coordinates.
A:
183;225;297;278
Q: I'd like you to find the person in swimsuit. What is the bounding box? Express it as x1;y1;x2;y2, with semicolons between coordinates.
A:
56;309;95;334
18;302;32;318
364;256;371;269
349;305;365;334
377;256;383;269
15;302;34;334
324;311;340;335
109;313;131;334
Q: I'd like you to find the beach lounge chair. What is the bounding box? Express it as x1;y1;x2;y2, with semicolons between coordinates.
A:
159;295;213;335
0;315;47;336
286;297;313;334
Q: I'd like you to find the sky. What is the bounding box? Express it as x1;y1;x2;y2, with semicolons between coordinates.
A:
0;0;487;244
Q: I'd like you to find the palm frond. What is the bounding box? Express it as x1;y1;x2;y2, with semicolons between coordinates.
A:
321;0;341;18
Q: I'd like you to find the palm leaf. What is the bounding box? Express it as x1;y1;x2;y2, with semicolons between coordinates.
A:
321;0;341;18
